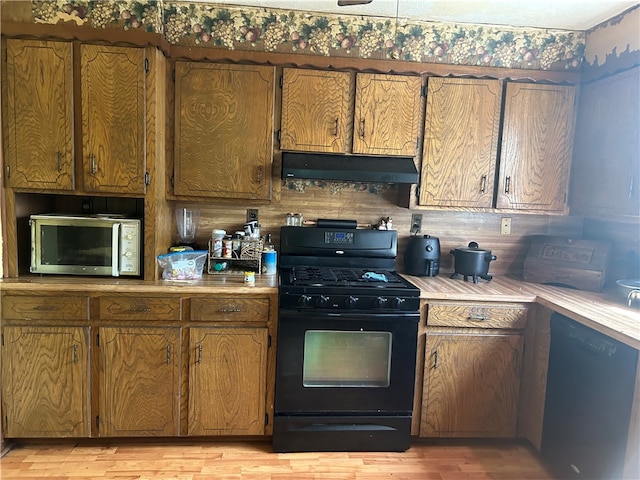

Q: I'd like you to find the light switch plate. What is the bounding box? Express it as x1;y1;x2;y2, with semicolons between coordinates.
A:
501;217;512;235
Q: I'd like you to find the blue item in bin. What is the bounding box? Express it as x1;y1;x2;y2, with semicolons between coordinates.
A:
362;272;388;282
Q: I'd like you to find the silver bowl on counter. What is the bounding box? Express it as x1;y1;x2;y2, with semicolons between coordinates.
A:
616;279;640;308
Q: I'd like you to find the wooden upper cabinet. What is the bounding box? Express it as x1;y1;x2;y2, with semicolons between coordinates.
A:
420;77;502;207
174;62;275;200
353;73;423;156
280;68;423;156
280;68;353;153
570;67;640;218
4;39;74;191
496;82;576;212
81;44;146;194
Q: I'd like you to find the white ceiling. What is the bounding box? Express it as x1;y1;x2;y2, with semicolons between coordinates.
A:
203;0;638;30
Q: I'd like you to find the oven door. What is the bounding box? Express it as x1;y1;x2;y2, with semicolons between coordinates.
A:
275;310;419;414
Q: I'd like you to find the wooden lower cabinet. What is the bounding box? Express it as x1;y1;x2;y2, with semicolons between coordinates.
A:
1;290;275;439
421;332;523;437
1;325;90;437
419;302;527;438
97;326;181;437
188;326;268;435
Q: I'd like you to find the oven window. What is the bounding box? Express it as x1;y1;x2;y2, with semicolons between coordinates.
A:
303;330;392;387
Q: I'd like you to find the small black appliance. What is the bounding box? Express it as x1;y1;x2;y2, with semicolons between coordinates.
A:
403;234;440;277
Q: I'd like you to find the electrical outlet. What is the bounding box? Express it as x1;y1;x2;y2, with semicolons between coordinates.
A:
247;208;259;223
410;213;422;234
501;217;512;235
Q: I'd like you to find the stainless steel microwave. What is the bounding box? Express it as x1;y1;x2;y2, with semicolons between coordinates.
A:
30;214;142;277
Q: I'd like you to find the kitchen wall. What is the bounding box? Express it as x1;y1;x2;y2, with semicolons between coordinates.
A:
578;6;640;282
1;1;637;282
182;184;583;277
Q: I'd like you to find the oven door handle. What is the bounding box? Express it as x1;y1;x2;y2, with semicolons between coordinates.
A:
288;423;398;432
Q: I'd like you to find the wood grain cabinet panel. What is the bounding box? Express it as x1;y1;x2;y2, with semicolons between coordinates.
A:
97;296;181;321
190;297;269;322
3;39;74;191
2;294;88;321
496;82;576;212
98;326;180;437
189;326;268;435
1;325;90;437
421;332;523;437
174;62;275;200
353;73;423;156
81;44;146;194
281;68;423;156
427;302;528;329
419;77;502;207
280;68;354;153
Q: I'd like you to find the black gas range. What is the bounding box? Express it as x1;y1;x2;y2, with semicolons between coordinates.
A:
273;225;420;453
278;266;420;311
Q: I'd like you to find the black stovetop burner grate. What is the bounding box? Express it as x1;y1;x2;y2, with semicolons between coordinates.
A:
287;267;407;288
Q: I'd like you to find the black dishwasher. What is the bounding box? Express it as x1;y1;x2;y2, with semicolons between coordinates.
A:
541;313;638;479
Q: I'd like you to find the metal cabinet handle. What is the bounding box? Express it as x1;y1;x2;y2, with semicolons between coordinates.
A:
432;350;438;369
197;344;202;364
480;175;487;193
57;151;62;172
360;118;366;139
73;344;78;364
33;305;57;311
90;154;96;175
218;307;241;313
166;345;171;365
468;314;488;321
257;165;264;184
334;117;339;137
129;307;151;313
504;176;511;194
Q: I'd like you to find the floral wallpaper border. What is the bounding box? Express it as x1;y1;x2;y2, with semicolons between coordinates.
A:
29;0;588;71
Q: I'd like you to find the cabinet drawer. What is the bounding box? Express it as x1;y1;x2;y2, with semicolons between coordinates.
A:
3;294;88;321
98;296;181;321
190;297;269;322
427;302;528;329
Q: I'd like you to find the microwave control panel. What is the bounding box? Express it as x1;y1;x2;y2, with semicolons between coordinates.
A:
119;221;141;275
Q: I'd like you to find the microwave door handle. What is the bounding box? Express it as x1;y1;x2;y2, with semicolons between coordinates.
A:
112;223;120;277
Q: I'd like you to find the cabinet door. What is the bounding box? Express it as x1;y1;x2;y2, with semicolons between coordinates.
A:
353;73;423;156
497;83;576;212
280;68;354;153
81;44;146;194
98;327;180;436
571;67;640;218
4;39;74;191
420;77;502;207
1;326;89;437
421;333;523;437
174;62;274;200
189;327;268;435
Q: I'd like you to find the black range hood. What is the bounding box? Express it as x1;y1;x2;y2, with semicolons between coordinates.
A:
282;152;419;184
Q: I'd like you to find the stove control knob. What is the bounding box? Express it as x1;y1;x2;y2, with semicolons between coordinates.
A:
390;297;405;309
375;296;388;309
298;295;312;307
316;295;330;307
345;295;359;308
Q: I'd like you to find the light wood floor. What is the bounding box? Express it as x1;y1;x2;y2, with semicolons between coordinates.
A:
0;439;557;479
